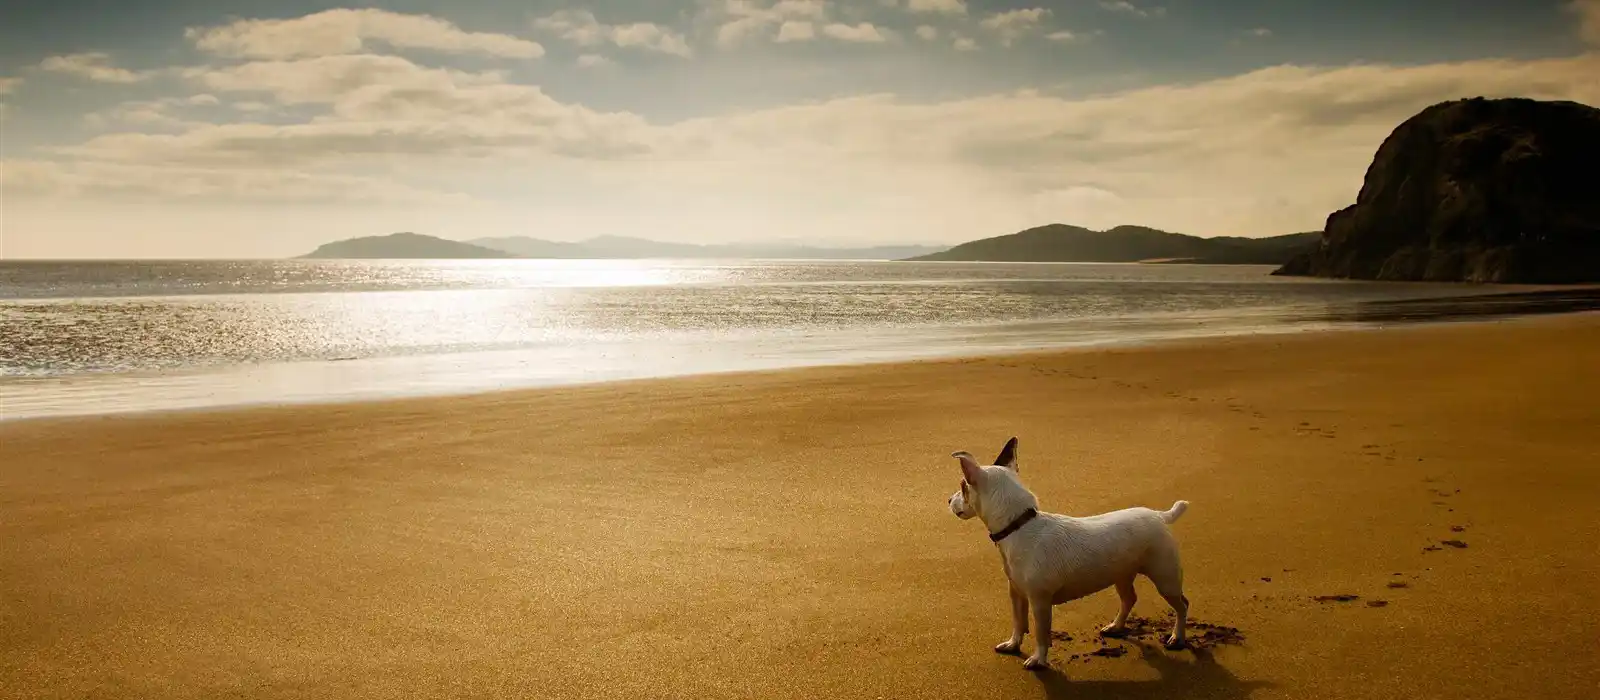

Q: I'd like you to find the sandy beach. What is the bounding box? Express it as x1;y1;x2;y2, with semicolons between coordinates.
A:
3;314;1598;700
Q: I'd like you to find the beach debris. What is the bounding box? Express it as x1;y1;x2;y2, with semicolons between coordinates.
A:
1386;582;1410;589
1423;545;1443;552
1189;621;1246;647
1077;616;1246;653
1441;540;1468;549
1366;600;1390;608
1450;525;1467;532
1312;594;1360;603
1260;577;1273;583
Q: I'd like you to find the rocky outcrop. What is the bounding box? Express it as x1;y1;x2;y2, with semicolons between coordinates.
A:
1275;98;1600;283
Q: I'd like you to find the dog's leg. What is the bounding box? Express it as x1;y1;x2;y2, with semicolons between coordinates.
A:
995;584;1029;655
1145;565;1188;649
1158;590;1188;650
1022;595;1053;670
1100;578;1137;637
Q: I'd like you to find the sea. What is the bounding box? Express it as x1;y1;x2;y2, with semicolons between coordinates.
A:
0;259;1578;420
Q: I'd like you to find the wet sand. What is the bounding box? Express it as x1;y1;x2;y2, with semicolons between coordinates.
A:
3;314;1598;699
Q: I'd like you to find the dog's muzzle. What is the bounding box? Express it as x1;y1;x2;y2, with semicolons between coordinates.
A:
948;491;974;519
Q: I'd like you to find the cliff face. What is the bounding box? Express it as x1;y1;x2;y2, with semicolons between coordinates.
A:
1275;98;1600;283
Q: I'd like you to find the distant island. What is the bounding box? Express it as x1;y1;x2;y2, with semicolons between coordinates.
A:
466;235;944;261
301;233;517;259
1276;97;1600;283
300;233;944;260
903;225;1319;265
302;228;1317;263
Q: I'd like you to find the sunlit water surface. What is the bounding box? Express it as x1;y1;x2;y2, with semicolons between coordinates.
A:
0;259;1515;419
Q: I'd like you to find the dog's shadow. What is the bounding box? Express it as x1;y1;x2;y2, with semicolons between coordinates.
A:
1033;643;1271;700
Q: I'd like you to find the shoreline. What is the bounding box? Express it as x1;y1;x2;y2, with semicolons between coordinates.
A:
0;310;1575;427
3;312;1598;698
5;292;1599;423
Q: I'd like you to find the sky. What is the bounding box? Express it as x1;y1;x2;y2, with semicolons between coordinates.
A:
1;0;1597;259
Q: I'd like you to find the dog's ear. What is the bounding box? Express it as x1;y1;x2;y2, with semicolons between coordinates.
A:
952;451;983;484
994;437;1018;471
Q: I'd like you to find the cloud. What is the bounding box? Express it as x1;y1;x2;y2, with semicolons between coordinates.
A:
0;76;18;115
979;8;1051;46
577;54;614;68
952;35;978;51
78;54;658;168
658;54;1600;234
186;54;501;105
85;94;221;130
1569;0;1600;45
38;53;152;83
776;21;817;42
1245;27;1273;38
534;10;693;57
186;9;543;59
13;31;1600;248
1100;2;1166;19
822;22;889;43
915;25;939;41
3;158;469;204
714;0;830;48
1046;31;1078;42
907;0;966;15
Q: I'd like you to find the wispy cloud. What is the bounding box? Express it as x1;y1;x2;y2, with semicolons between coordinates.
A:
85;94;219;130
822;22;890;43
915;25;939;41
776;21;818;43
186;9;544;59
1100;2;1166;19
907;0;967;15
713;0;830;48
535;10;693;57
980;8;1052;46
38;53;152;84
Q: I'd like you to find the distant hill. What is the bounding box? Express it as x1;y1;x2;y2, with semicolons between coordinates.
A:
904;225;1319;264
468;235;944;260
299;233;943;260
301;232;515;259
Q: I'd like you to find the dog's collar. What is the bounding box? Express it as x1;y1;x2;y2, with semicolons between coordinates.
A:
989;508;1038;543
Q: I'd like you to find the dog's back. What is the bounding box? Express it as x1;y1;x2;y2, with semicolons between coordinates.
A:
1006;501;1189;604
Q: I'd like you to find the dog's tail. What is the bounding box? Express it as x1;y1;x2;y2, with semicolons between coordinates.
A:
1160;500;1190;525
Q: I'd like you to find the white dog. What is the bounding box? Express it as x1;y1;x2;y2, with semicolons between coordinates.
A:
946;437;1191;670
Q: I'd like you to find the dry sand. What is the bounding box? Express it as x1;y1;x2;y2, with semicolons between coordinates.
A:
3;315;1599;699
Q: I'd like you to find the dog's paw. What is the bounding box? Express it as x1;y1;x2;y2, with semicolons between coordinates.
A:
1099;624;1130;638
1022;655;1049;671
1162;635;1187;651
994;640;1023;655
